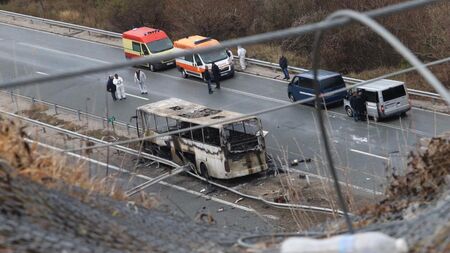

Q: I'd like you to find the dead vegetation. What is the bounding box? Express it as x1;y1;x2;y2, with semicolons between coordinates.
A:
20;104;83;131
0;116;158;209
359;133;450;223
1;0;448;90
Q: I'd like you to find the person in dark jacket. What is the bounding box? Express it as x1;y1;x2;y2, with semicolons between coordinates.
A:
204;66;213;94
211;62;221;89
106;75;117;101
349;91;358;121
279;55;290;80
355;91;367;121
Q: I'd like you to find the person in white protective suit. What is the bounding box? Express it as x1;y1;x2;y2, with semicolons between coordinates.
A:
237;45;247;70
134;69;148;94
113;73;126;100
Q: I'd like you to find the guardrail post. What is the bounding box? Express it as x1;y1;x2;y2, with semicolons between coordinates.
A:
10;91;14;102
77;110;81;121
31;97;36;104
102;118;106;128
54;104;58;115
126;123;130;136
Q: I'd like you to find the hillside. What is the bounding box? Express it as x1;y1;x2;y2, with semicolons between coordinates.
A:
1;0;449;91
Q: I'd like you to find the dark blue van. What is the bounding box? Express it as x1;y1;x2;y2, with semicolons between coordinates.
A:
287;70;347;106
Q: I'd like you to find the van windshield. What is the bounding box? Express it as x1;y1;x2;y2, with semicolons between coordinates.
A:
320;76;345;90
147;38;174;53
199;50;228;64
382;85;406;101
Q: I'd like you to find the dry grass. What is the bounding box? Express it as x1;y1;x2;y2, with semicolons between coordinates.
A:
241;44;310;69
0;116;158;209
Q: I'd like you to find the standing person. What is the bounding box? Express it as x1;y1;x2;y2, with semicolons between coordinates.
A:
349;91;359;121
237;45;247;70
356;91;367;121
211;62;221;89
134;69;148;94
204;66;213;94
106;75;117;101
279;55;290;80
113;73;126;100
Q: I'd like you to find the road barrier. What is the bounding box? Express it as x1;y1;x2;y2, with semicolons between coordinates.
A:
0;107;348;215
0;10;443;102
1;90;137;135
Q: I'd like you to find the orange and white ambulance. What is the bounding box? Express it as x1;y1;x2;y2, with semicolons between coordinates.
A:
122;27;176;71
174;35;234;80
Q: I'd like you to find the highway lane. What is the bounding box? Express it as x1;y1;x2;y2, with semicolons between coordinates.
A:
1;23;449;191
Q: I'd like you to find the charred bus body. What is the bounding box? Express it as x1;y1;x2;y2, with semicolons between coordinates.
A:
135;98;268;179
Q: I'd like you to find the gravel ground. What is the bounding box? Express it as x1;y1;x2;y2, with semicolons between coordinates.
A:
0;159;245;253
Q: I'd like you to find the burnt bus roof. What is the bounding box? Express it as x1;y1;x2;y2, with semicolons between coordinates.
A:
137;98;254;127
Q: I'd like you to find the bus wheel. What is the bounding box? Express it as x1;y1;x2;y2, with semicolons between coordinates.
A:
345;106;353;117
149;64;155;72
200;163;210;180
288;93;296;102
181;69;188;78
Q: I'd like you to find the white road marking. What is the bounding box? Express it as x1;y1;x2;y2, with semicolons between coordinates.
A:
26;138;256;213
125;93;149;101
350;148;389;161
351;135;368;143
18;42;109;64
0;22;123;49
36;71;49;76
155;71;290;105
7;25;443;137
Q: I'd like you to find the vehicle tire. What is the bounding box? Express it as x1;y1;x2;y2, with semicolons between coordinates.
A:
288;93;296;102
149;64;155;72
373;116;379;122
401;111;407;117
200;163;210;180
345;106;353;117
181;69;188;78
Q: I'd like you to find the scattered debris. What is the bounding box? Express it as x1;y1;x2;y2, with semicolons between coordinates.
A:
235;197;244;204
180;108;222;118
200;188;206;193
274;195;288;203
217;208;224;212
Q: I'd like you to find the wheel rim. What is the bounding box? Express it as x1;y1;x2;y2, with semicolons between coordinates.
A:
181;69;187;78
150;64;155;72
346;107;353;117
289;94;295;102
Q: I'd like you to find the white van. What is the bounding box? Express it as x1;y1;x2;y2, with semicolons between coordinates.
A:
344;79;411;121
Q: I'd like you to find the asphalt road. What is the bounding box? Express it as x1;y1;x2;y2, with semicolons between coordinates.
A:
1;23;449;192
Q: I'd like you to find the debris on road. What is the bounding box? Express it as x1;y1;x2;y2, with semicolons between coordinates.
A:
234;197;244;204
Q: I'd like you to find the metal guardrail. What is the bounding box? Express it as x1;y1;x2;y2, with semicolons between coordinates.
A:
0;10;442;101
240;57;444;100
0;107;347;215
1;90;137;135
0;10;121;37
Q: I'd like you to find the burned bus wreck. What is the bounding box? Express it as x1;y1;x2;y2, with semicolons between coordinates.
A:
135;98;269;179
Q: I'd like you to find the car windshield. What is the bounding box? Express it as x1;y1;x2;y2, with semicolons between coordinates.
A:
146;38;173;53
199;50;228;64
